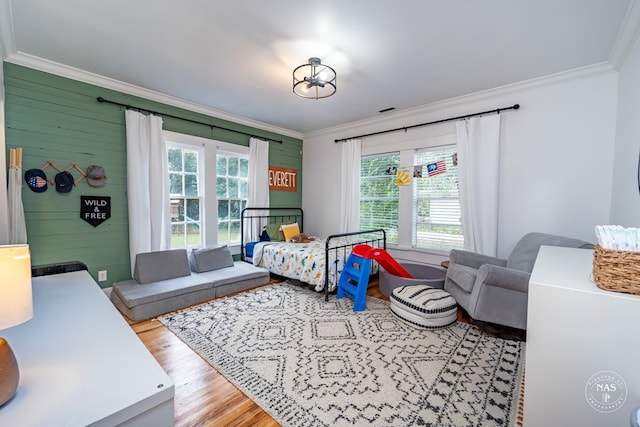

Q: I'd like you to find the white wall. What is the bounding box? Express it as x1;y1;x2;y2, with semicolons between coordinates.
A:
303;66;618;261
610;32;640;226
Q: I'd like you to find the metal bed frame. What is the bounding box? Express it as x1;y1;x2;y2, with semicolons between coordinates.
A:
241;207;386;301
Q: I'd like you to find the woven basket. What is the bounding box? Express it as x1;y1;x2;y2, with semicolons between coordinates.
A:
592;244;640;295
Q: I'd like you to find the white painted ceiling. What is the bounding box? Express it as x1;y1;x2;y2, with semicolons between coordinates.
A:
3;0;633;135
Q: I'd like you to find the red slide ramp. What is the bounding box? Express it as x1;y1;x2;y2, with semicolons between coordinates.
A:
354;244;413;278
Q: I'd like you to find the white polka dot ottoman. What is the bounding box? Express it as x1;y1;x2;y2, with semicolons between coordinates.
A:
390;285;457;329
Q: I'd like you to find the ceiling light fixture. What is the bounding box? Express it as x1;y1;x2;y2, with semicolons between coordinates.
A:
293;57;336;99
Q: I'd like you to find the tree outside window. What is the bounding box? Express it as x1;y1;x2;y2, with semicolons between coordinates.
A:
217;152;248;245
168;146;202;248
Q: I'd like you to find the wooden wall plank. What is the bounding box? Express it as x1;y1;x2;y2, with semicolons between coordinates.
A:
4;63;302;286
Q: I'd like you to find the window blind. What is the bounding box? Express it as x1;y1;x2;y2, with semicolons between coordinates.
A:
360;153;400;244
412;146;464;252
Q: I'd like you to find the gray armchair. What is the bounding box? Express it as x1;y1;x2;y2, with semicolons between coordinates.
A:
444;232;593;330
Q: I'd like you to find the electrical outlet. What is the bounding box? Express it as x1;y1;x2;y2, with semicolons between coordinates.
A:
98;270;107;282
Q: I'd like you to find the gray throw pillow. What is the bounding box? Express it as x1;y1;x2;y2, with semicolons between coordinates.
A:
134;249;191;284
190;245;234;273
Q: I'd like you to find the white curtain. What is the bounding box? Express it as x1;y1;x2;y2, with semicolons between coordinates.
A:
0;98;10;245
456;114;501;256
339;138;361;233
245;137;270;242
125;110;170;275
8;148;27;244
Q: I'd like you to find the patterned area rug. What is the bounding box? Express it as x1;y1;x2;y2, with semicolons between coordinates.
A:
159;282;525;427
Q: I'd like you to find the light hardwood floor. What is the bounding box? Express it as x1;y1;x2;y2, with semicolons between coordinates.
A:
128;278;522;426
129;280;390;426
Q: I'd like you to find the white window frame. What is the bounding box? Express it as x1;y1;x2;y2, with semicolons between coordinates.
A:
361;133;459;254
215;150;249;246
163;131;249;252
167;141;205;249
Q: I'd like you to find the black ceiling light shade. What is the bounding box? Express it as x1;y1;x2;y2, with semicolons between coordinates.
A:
293;57;336;99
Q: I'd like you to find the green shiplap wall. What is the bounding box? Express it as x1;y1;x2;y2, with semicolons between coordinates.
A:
4;62;302;287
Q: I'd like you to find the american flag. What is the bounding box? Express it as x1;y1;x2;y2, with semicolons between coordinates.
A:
426;160;447;177
28;176;47;189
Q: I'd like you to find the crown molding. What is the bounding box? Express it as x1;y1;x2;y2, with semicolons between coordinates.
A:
0;0;13;61
4;52;303;140
609;0;640;70
307;62;616;140
0;0;15;97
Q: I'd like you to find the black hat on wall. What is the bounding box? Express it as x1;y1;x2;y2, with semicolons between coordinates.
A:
55;171;74;193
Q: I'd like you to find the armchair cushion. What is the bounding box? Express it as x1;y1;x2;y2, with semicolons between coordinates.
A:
476;264;531;294
446;264;479;293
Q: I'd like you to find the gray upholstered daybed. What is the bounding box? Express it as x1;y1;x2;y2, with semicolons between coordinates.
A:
110;246;270;321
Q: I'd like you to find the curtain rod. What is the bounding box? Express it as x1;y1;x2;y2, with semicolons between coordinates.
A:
96;97;283;144
334;103;520;143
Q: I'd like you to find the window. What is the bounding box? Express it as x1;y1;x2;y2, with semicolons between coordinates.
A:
165;131;250;251
216;151;248;245
413;146;464;251
359;135;463;254
360;153;400;244
168;144;203;249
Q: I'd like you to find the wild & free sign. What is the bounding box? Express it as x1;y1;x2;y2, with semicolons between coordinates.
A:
81;196;111;227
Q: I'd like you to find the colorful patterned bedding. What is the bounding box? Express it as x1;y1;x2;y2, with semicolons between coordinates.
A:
251;237;359;292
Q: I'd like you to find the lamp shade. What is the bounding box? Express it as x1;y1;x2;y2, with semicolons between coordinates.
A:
0;245;33;330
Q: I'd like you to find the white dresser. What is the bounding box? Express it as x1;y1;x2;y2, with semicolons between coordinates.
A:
0;270;174;426
524;246;640;427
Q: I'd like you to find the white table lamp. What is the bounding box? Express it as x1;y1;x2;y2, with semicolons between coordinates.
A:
0;244;33;407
